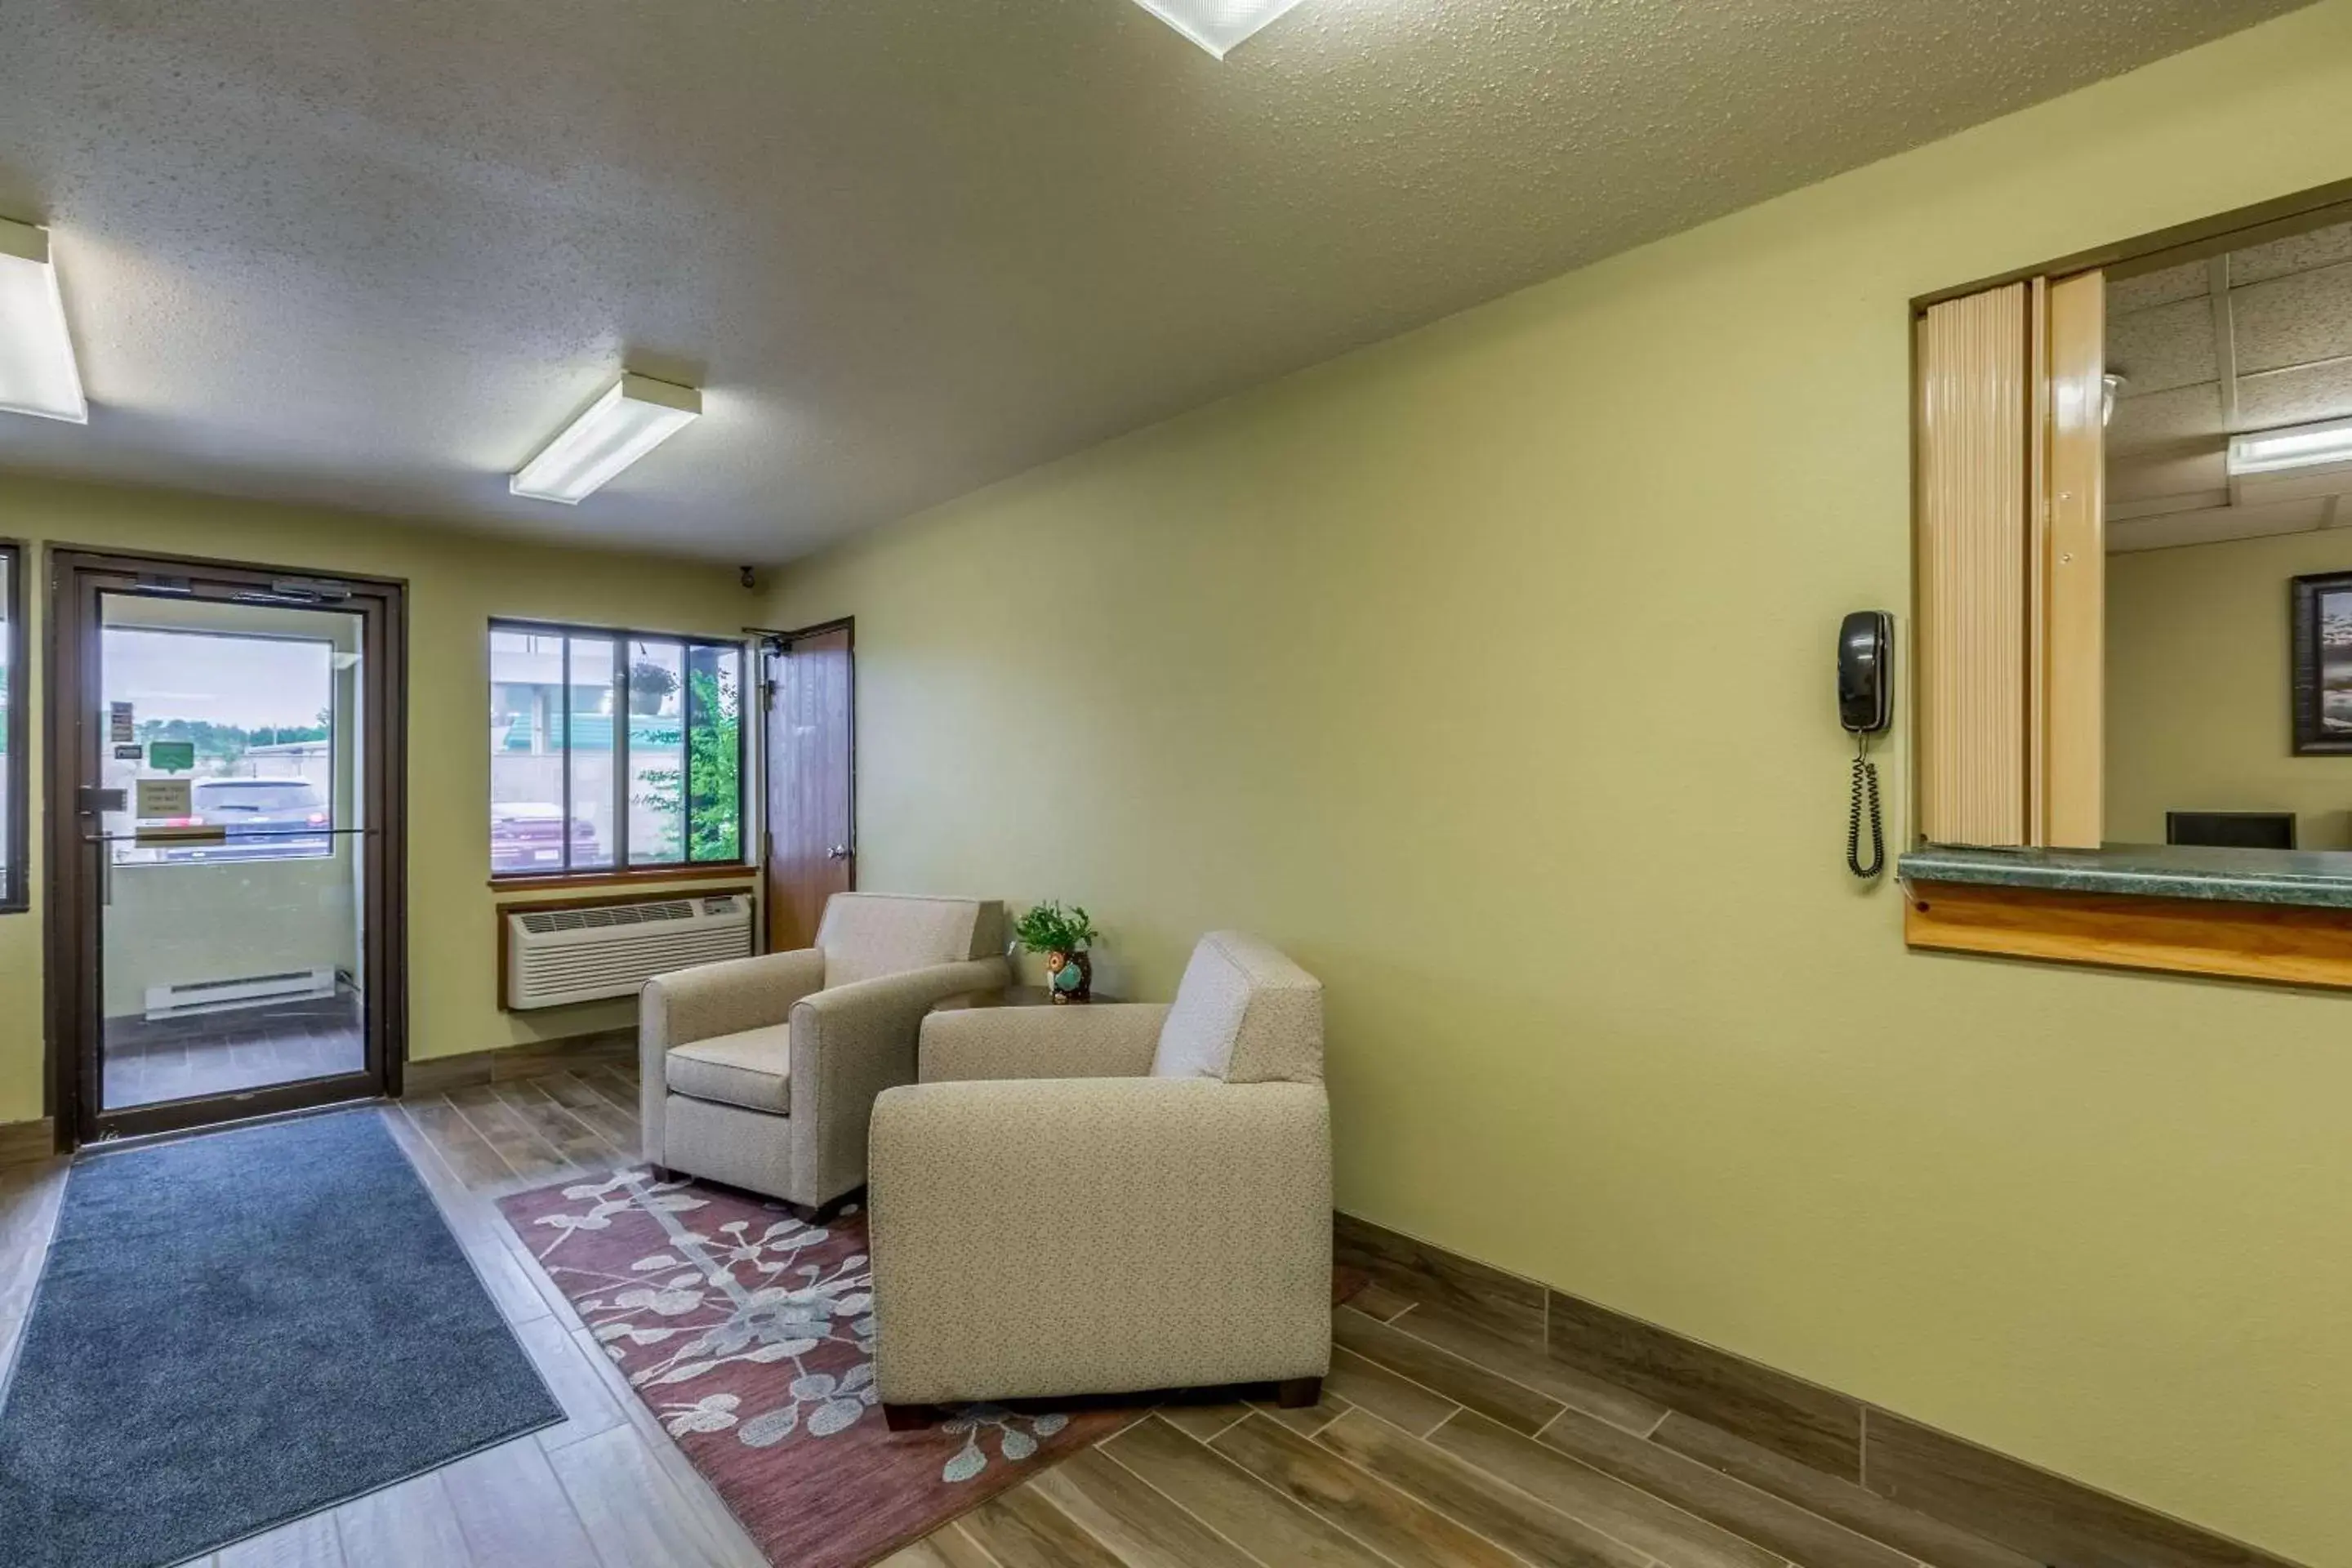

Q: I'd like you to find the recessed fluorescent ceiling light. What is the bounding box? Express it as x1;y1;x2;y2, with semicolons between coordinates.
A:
1129;0;1306;57
2227;416;2352;477
0;216;88;424
511;374;701;505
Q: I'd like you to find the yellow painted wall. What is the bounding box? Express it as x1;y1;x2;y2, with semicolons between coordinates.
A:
767;7;2352;1560
0;472;758;1124
2109;529;2352;850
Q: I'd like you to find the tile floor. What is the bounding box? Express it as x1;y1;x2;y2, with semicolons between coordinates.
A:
100;991;365;1110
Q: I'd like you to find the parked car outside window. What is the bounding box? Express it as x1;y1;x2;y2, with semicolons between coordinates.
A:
160;777;332;862
490;802;603;874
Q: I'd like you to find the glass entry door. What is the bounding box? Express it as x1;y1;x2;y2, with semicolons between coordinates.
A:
48;552;406;1145
97;594;366;1113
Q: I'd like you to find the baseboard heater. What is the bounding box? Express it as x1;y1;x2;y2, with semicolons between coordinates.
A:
144;966;339;1022
506;893;754;1010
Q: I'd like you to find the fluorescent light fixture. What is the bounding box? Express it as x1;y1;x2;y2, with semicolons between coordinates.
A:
2228;416;2352;478
510;373;701;505
1129;0;1306;57
0;216;87;424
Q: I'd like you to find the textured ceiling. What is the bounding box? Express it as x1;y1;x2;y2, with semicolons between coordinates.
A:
0;0;2310;563
2108;216;2352;551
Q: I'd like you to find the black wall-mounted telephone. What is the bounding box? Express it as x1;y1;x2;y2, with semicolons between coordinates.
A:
1838;611;1891;878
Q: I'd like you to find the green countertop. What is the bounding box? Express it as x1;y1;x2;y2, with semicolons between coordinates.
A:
1897;844;2352;911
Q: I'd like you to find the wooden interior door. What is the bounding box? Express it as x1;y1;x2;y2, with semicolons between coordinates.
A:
763;621;853;953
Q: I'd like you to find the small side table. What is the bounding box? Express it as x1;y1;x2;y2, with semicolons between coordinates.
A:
929;985;1121;1011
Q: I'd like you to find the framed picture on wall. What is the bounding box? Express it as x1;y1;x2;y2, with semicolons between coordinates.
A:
2290;570;2352;754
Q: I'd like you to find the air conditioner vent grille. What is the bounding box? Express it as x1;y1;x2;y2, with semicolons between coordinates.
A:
518;900;696;935
506;894;752;1009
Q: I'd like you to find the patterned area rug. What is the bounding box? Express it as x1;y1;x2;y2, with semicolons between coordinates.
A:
497;1168;1141;1568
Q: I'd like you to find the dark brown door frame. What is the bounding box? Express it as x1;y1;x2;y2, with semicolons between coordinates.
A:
43;546;409;1149
752;617;854;954
0;538;27;917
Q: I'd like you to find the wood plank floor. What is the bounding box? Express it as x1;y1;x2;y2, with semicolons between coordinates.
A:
0;1067;2033;1568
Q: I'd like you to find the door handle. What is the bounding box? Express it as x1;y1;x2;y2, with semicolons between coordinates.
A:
826;844;852;861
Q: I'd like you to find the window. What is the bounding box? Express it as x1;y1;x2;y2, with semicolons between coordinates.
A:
1904;184;2352;991
489;621;746;877
0;542;21;911
101;626;340;867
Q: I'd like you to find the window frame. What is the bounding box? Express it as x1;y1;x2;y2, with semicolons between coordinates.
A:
0;539;23;913
1902;176;2352;990
488;617;752;884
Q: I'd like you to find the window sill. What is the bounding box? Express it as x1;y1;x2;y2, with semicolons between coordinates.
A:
489;862;759;895
1900;845;2352;989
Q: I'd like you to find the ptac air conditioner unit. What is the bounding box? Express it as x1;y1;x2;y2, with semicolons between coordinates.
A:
506;893;753;1010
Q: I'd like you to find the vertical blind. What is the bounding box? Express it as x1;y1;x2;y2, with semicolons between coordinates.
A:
1914;272;2105;849
1918;283;2030;847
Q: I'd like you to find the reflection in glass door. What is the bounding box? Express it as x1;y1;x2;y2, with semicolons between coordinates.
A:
96;593;368;1113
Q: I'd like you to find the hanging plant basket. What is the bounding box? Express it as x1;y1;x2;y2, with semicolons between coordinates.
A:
628;659;679;716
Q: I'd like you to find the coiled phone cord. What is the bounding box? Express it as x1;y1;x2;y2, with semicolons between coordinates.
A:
1847;733;1884;879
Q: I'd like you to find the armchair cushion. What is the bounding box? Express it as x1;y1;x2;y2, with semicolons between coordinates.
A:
664;1023;792;1114
918;1002;1170;1083
1150;931;1325;1085
817;893;1009;987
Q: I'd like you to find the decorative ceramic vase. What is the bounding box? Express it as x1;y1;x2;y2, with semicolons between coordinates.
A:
1045;948;1093;1003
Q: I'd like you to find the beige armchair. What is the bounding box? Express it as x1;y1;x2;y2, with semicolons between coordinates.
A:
639;893;1008;1216
868;931;1330;1424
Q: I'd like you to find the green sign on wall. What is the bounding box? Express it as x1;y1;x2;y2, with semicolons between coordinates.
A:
147;741;196;773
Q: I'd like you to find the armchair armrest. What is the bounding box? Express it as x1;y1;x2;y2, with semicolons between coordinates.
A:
641;947;827;1054
918;1001;1171;1083
869;1077;1331;1405
639;947;829;1170
784;955;1009;1202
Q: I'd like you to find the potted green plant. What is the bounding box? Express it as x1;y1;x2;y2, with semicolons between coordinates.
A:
1013;901;1100;1003
628;657;679;715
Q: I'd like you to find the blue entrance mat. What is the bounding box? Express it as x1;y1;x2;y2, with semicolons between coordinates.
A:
0;1109;563;1567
